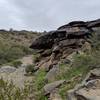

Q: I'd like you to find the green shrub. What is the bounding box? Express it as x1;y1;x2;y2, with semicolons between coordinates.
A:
0;77;47;100
0;46;29;65
0;78;27;100
33;53;41;63
91;33;100;50
25;64;35;74
35;69;46;90
0;42;33;65
11;60;22;68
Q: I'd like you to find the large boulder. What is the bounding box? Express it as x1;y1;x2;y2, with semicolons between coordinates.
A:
43;80;66;95
0;66;16;73
45;65;60;82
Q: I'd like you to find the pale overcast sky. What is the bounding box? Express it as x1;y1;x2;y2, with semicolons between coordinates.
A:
0;0;100;31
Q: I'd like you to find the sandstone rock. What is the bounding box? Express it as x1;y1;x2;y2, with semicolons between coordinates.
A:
41;49;52;57
43;80;66;95
90;68;100;77
37;57;50;68
45;65;59;82
86;68;100;81
62;48;75;59
52;45;60;53
59;39;78;47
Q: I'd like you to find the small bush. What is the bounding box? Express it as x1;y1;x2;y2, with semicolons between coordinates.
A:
0;78;35;100
32;53;41;63
11;60;22;68
35;69;46;90
25;64;35;74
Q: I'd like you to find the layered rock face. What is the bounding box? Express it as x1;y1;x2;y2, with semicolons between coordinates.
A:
30;19;100;70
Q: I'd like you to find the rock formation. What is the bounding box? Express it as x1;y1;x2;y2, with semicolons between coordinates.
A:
30;19;100;71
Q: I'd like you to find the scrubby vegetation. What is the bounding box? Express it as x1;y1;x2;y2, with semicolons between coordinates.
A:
32;53;41;63
0;78;30;100
0;30;39;65
25;64;35;75
0;69;47;100
11;60;22;68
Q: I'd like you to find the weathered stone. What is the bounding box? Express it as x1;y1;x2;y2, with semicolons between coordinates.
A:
43;80;66;95
45;65;59;82
41;49;52;57
0;66;16;73
52;45;60;53
59;39;78;47
90;68;100;77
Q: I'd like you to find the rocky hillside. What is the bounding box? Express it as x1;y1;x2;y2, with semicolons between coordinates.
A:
29;19;100;100
0;19;100;100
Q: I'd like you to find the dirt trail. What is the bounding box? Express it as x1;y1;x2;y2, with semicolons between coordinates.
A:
20;55;33;66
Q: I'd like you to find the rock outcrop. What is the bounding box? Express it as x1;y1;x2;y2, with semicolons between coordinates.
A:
30;19;100;50
30;19;100;71
30;24;91;50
